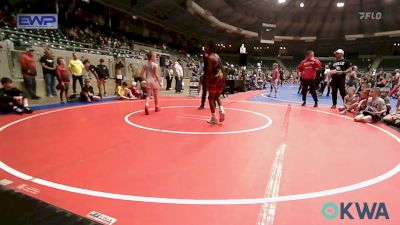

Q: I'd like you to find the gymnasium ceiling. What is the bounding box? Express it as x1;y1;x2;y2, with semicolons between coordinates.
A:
95;0;400;55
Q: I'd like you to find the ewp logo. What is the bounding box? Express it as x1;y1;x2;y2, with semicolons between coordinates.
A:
322;202;389;220
17;14;58;29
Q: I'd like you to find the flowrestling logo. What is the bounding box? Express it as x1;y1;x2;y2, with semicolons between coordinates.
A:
359;12;382;20
17;14;58;29
322;202;389;220
86;211;117;225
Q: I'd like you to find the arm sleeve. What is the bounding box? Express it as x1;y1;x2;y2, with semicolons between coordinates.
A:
345;60;352;70
315;59;322;70
14;88;25;97
89;65;96;73
0;89;14;101
297;61;304;73
105;66;109;75
20;55;27;69
117;86;123;96
55;67;61;81
379;99;387;112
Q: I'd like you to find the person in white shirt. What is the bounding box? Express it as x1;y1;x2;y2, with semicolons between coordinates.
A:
319;65;331;96
3;35;14;50
165;65;173;90
173;59;183;93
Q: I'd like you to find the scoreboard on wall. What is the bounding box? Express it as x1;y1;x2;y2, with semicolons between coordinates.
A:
260;23;276;44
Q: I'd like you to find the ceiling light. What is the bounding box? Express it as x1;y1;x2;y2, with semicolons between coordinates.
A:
278;0;286;4
337;2;345;7
300;2;304;7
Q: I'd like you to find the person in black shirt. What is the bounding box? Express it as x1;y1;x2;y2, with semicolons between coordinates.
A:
329;49;353;109
316;64;325;95
80;79;101;102
40;49;57;97
0;77;33;114
82;59;98;80
279;69;284;86
96;59;109;97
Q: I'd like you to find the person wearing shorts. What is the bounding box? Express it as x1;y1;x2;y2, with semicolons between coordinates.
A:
297;50;321;107
329;49;353;109
140;51;161;115
354;88;387;123
383;98;400;127
114;60;124;94
204;42;226;124
268;63;280;98
96;59;109;97
55;57;71;104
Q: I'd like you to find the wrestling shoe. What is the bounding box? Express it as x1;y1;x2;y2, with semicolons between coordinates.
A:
207;117;219;125
219;110;225;123
331;105;337;109
145;106;149;115
155;106;161;112
314;102;318;108
24;107;33;114
301;102;306;106
13;107;23;115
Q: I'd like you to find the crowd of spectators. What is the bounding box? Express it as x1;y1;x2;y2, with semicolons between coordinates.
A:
0;47;146;113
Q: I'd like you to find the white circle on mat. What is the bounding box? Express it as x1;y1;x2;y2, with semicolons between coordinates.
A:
124;106;273;135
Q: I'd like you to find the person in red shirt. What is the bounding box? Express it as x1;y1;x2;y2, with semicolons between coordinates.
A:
55;57;71;104
297;50;322;107
268;63;280;98
20;48;40;99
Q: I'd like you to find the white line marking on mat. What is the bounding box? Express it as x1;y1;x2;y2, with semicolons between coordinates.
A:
180;114;210;119
258;144;286;225
176;116;209;121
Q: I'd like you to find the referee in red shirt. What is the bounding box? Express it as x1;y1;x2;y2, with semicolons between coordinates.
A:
297;50;322;107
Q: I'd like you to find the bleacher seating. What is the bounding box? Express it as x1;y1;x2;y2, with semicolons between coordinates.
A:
378;59;400;72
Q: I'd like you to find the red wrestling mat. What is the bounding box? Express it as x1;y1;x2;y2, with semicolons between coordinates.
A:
0;96;399;225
